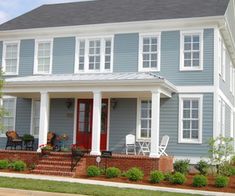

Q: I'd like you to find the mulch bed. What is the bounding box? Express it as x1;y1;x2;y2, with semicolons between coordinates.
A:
79;174;235;193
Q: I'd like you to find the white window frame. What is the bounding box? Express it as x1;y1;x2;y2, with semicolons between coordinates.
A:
178;94;203;144
218;35;222;76
74;35;114;73
138;33;161;72
180;30;203;71
2;41;20;76
34;39;53;75
136;98;152;140
1;96;17;137
221;41;226;81
30;99;40;138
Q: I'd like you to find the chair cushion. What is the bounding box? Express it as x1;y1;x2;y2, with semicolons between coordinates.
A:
7;131;18;139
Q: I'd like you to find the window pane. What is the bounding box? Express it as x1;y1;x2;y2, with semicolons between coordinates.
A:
183;130;190;139
183;120;190;129
183;100;190;108
192;130;199;139
192;120;199;129
192;109;198;118
37;42;51;73
141;129;148;138
183;110;190;118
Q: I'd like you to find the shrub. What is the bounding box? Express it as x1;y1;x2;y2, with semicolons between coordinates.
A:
164;172;172;181
149;170;164;183
0;160;9;169
106;167;121;178
125;167;144;181
192;175;208;187
12;161;26;171
231;155;235;165
170;172;186;185
174;160;190;174
195;160;209;175
215;176;229;188
87;165;101;177
219;163;235;177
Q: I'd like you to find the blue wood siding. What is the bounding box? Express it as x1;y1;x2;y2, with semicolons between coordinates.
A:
109;98;137;152
160;29;214;85
225;0;235;48
160;93;213;157
52;37;75;74
49;99;75;146
113;33;139;72
0;98;32;149
225;104;231;138
19;39;35;76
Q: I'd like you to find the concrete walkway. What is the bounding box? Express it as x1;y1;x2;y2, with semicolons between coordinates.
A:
0;172;234;196
0;188;84;196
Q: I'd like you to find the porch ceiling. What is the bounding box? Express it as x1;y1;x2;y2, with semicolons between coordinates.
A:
3;72;177;98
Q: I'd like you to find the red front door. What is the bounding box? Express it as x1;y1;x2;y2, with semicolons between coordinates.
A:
76;99;108;151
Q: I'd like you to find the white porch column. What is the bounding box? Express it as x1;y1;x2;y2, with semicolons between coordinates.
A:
90;91;102;156
37;92;50;151
149;90;161;158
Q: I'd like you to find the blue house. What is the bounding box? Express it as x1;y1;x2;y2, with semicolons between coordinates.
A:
0;0;235;163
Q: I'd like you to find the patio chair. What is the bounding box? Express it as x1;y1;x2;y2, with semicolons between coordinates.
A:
5;130;23;150
47;132;56;148
159;135;169;156
125;134;136;155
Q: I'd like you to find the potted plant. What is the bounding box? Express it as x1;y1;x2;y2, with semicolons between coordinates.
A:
40;144;53;155
22;134;34;142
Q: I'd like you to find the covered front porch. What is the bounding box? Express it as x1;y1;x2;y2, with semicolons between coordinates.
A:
3;73;177;158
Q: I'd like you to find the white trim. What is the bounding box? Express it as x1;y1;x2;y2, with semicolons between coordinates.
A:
2;40;20;76
138;32;161;72
230;61;233;93
178;94;203;144
33;38;53;75
106;98;111;151
0;96;17;137
180;30;204;71
73;98;77;144
74;35;114;74
222;40;226;81
221;100;226;137
218;89;234;110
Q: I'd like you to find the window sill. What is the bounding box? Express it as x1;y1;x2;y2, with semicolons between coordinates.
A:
33;72;51;75
139;69;160;72
178;139;202;144
3;73;18;76
179;68;203;72
74;70;112;74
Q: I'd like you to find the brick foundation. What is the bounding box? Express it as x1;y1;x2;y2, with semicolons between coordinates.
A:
76;154;174;176
0;150;40;165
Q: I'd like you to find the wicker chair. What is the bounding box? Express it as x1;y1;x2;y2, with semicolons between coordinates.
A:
5;130;23;150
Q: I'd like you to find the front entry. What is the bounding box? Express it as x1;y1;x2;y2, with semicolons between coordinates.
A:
76;99;108;151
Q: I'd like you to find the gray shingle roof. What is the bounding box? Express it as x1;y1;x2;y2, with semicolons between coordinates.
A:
0;0;230;31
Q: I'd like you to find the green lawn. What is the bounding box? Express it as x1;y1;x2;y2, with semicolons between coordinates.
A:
0;177;199;196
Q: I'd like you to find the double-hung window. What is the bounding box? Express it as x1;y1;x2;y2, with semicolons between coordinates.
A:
31;100;40;137
180;31;203;71
138;100;152;139
178;94;203;144
2;41;20;75
75;37;113;73
1;97;16;136
34;39;53;74
139;34;160;71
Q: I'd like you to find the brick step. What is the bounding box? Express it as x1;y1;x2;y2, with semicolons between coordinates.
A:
43;156;71;161
35;164;73;172
49;152;72;156
32;169;74;177
39;160;71;166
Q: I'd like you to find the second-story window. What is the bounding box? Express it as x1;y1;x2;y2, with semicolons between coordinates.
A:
2;41;20;75
180;30;203;71
75;37;113;73
34;39;53;74
139;33;160;72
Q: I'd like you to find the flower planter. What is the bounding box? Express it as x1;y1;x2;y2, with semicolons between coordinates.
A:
41;149;52;156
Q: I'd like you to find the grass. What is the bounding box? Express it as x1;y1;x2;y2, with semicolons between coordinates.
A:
0;177;200;196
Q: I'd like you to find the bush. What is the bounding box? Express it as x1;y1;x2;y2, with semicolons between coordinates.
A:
125;167;144;181
0;160;9;169
219;163;235;177
192;175;208;187
174;160;190;174
87;165;101;177
195;160;209;175
106;167;121;178
215;176;229;188
149;170;164;183
231;155;235;165
170;172;186;185
12;161;26;171
164;172;172;181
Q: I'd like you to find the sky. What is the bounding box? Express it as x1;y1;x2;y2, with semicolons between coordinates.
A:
0;0;86;24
